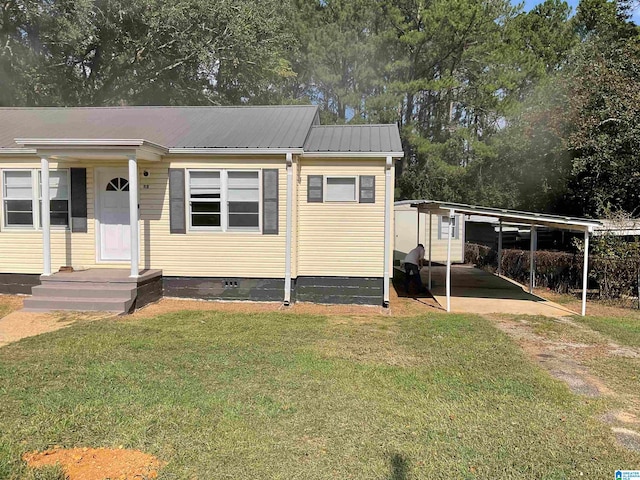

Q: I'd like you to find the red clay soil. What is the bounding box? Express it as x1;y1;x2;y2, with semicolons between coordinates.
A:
23;447;164;480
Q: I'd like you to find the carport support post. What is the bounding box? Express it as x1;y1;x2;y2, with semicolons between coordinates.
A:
529;225;537;294
582;229;590;317
428;212;432;290
446;209;454;312
416;208;420;245
497;220;503;276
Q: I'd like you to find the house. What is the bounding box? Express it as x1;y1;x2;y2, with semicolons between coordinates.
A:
394;202;464;265
0;106;403;312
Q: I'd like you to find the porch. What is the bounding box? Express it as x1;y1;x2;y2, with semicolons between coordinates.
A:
23;269;163;314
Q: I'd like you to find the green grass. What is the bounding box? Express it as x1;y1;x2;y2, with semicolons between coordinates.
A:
1;310;639;479
575;315;640;347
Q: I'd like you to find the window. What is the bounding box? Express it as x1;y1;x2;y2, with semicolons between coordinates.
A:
187;169;260;232
189;171;221;228
4;171;33;227
325;176;357;202
2;169;70;229
227;171;259;229
440;215;459;239
39;171;70;226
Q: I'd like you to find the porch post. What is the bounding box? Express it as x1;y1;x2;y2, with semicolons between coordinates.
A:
582;229;590;316
497;219;503;276
529;225;537;294
428;212;432;290
416;208;420;245
41;156;51;276
128;155;139;278
446;209;454;312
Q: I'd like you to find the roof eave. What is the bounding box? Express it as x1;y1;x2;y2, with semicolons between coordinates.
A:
301;151;404;158
168;147;305;155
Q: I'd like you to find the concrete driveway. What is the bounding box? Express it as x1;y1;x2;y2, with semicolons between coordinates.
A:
423;264;577;317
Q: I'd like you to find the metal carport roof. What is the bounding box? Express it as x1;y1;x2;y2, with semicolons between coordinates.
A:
397;200;601;316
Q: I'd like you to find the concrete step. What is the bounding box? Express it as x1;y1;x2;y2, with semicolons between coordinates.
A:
23;296;134;313
31;283;136;300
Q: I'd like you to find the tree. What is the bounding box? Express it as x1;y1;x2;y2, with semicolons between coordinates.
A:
0;0;297;106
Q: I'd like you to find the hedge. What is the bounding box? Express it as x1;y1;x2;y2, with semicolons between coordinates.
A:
465;242;640;302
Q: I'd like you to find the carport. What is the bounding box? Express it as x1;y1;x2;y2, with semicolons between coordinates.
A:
398;200;602;316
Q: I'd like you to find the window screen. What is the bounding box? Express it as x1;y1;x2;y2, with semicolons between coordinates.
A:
228;171;259;229
4;171;33;227
189;171;221;228
325;177;356;202
39;170;70;226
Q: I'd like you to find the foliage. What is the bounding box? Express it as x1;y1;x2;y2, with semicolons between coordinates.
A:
0;0;296;106
1;0;640;217
578;211;640;300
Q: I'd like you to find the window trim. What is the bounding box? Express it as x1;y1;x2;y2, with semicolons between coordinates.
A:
439;215;459;240
1;168;71;231
324;175;358;203
186;169;262;233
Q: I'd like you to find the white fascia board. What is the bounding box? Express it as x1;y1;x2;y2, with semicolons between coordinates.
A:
0;148;38;155
15;138;168;152
301;151;404;158
169;148;304;155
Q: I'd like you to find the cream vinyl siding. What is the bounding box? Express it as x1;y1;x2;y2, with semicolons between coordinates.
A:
0;157;287;278
0;159;94;273
297;158;387;277
142;158;286;277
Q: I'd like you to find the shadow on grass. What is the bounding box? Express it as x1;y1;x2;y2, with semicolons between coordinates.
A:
389;453;409;480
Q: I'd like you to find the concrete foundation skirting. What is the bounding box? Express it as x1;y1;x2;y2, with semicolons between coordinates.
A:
163;277;285;302
0;273;41;295
294;276;383;305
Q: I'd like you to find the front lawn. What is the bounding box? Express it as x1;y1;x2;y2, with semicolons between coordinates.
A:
1;309;638;479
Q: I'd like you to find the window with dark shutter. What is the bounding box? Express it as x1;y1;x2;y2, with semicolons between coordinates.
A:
359;175;375;203
307;175;323;203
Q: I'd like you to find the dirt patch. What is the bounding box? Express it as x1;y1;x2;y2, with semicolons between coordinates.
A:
131;286;442;320
0;294;24;315
488;315;615;397
612;428;640;452
23;447;164;480
0;310;113;347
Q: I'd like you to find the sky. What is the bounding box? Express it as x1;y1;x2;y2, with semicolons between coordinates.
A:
519;0;640;24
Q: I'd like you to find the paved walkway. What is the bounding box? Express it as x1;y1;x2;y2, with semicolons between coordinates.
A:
424;264;577;317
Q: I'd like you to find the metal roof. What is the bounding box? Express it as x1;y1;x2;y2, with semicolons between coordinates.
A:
0;105;320;149
304;125;403;153
395;200;602;231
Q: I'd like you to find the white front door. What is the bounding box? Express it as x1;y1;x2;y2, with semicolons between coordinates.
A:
97;168;131;261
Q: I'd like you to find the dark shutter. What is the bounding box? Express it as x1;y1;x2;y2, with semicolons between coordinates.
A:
359;175;375;203
307;175;323;203
70;168;87;232
169;168;186;234
262;169;279;235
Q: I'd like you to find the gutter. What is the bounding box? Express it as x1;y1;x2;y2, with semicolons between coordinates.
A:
284;152;294;305
383;155;393;308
